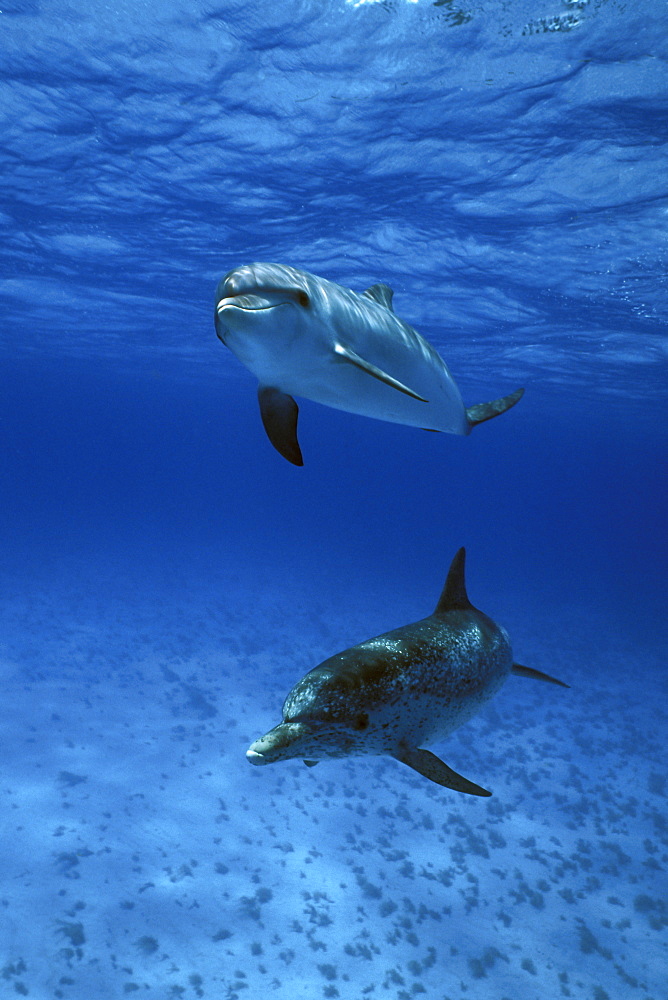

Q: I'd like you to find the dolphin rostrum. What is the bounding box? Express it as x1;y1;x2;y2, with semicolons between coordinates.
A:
247;549;567;795
215;263;524;465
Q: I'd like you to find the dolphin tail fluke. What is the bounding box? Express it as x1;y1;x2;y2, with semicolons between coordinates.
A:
466;387;524;429
512;663;570;688
392;746;492;796
258;386;304;466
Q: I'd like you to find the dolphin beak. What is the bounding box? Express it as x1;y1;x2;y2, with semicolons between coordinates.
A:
217;295;283;313
216;299;240;319
214;303;227;343
215;297;242;319
246;721;311;765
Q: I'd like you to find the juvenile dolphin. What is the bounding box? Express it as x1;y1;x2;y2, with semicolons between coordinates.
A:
247;549;567;795
215;263;524;465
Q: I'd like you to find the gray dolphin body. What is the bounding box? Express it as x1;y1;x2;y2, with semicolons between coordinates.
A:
215;263;524;465
247;549;567;795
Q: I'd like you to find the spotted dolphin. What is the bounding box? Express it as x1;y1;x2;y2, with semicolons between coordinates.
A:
215;263;524;465
247;549;567;795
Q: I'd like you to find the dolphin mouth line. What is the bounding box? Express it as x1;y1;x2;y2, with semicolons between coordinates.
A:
246;748;268;765
217;298;289;314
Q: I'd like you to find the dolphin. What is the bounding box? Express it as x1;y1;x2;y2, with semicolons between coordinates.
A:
214;263;524;465
247;549;568;795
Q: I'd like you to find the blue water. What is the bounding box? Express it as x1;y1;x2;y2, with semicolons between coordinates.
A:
1;1;667;997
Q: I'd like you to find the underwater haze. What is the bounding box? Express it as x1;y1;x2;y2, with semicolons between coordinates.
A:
1;0;667;998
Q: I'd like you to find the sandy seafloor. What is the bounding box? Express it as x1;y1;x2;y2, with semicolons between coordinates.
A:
2;548;665;1000
2;0;668;995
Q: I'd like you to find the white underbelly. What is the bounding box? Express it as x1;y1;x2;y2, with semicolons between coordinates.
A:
227;326;468;435
284;357;468;435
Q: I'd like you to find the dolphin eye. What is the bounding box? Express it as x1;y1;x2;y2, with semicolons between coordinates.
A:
297;291;310;307
353;713;369;731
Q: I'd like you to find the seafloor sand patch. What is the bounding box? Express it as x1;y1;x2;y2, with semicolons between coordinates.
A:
1;564;665;1000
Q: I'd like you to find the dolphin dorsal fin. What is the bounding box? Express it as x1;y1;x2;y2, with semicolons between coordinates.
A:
362;283;395;311
434;547;473;614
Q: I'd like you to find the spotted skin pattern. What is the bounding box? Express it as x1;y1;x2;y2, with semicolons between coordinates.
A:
281;614;511;758
247;548;572;795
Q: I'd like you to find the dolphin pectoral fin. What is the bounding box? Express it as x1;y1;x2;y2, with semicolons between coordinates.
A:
303;759;319;767
362;282;395;311
333;343;428;402
466;387;524;428
258;386;304;466
392;747;492;796
512;663;570;688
